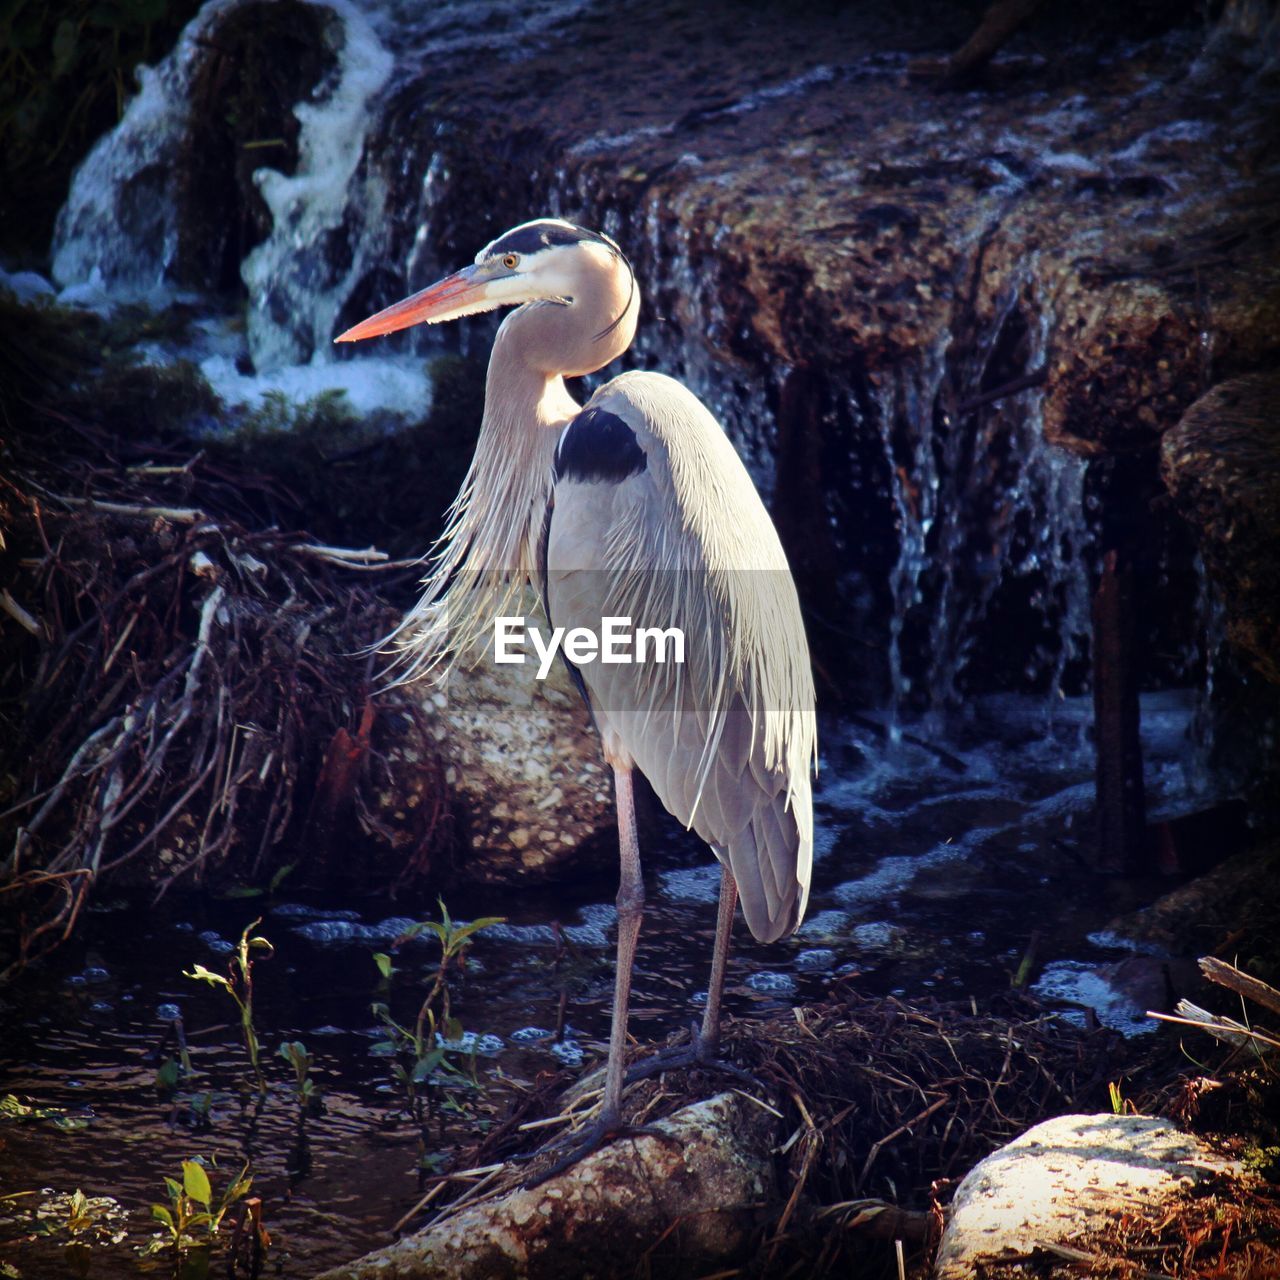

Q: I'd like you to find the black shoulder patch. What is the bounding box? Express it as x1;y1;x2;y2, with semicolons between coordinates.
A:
555;407;647;485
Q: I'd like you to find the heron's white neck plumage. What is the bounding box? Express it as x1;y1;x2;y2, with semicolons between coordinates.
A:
379;253;638;684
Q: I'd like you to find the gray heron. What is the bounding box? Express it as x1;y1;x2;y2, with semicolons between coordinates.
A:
336;218;815;1167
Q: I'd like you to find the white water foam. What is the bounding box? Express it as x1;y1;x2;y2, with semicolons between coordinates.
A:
47;0;432;422
199;351;431;418
242;0;393;370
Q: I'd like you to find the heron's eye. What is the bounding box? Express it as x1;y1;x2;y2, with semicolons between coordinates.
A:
501;253;519;270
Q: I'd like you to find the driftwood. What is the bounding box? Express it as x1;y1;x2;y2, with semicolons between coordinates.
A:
1147;955;1280;1053
1199;954;1280;1021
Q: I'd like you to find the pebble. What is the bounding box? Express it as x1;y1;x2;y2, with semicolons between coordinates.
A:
745;971;797;996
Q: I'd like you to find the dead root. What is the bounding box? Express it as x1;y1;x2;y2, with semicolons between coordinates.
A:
0;414;447;981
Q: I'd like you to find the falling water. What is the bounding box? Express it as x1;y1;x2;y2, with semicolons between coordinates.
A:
239;1;392;370
50;0;245;303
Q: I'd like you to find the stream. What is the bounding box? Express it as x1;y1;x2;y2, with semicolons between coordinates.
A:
1;689;1222;1276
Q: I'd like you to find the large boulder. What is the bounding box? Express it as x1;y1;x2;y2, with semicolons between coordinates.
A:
1161;372;1280;685
315;1091;777;1280
935;1113;1247;1279
380;650;615;886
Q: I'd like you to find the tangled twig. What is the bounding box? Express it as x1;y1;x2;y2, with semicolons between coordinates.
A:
0;416;444;981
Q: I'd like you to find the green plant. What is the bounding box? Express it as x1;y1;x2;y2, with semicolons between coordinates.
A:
401;900;504;1051
0;1188;129;1276
278;1040;319;1111
221;860;297;900
1011;931;1039;989
1108;1080;1127;1115
370;901;502;1138
184;919;273;1092
140;1158;252;1260
0;1093;89;1130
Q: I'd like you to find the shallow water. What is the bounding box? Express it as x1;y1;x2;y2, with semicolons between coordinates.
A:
0;690;1221;1276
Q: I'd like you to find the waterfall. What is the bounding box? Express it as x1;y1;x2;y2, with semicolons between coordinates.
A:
50;0;245;304
40;0;1215;729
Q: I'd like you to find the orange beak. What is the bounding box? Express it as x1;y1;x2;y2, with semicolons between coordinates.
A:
334;264;488;343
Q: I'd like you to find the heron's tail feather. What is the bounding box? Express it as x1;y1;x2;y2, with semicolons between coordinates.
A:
716;791;812;945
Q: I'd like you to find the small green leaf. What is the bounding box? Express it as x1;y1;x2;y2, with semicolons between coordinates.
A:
452;917;505;944
182;1160;212;1207
373;952;394;979
151;1204;175;1229
269;861;296;891
184;965;230;989
163;1177;182;1200
222;1164;253;1205
156;1059;181;1090
411;1049;445;1082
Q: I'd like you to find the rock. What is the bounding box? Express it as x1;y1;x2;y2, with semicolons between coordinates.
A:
339;0;1280;700
1161;372;1280;685
935;1113;1245;1279
378;641;615;886
316;1091;777;1280
1102;837;1280;959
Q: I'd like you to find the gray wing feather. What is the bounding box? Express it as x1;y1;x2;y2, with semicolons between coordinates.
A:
546;371;815;944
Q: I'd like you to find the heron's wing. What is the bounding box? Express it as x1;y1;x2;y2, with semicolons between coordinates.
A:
546;372;815;943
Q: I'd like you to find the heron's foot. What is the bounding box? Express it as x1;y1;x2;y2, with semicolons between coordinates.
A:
521;1114;677;1188
624;1032;759;1091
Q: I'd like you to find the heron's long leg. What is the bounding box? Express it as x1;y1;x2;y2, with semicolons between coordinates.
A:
615;860;755;1093
602;763;644;1122
698;862;738;1054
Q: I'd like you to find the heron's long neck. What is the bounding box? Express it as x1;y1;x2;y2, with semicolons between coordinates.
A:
445;283;637;580
381;280;636;681
462;325;577;575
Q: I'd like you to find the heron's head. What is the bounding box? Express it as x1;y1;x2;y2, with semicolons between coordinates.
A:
334;218;635;349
